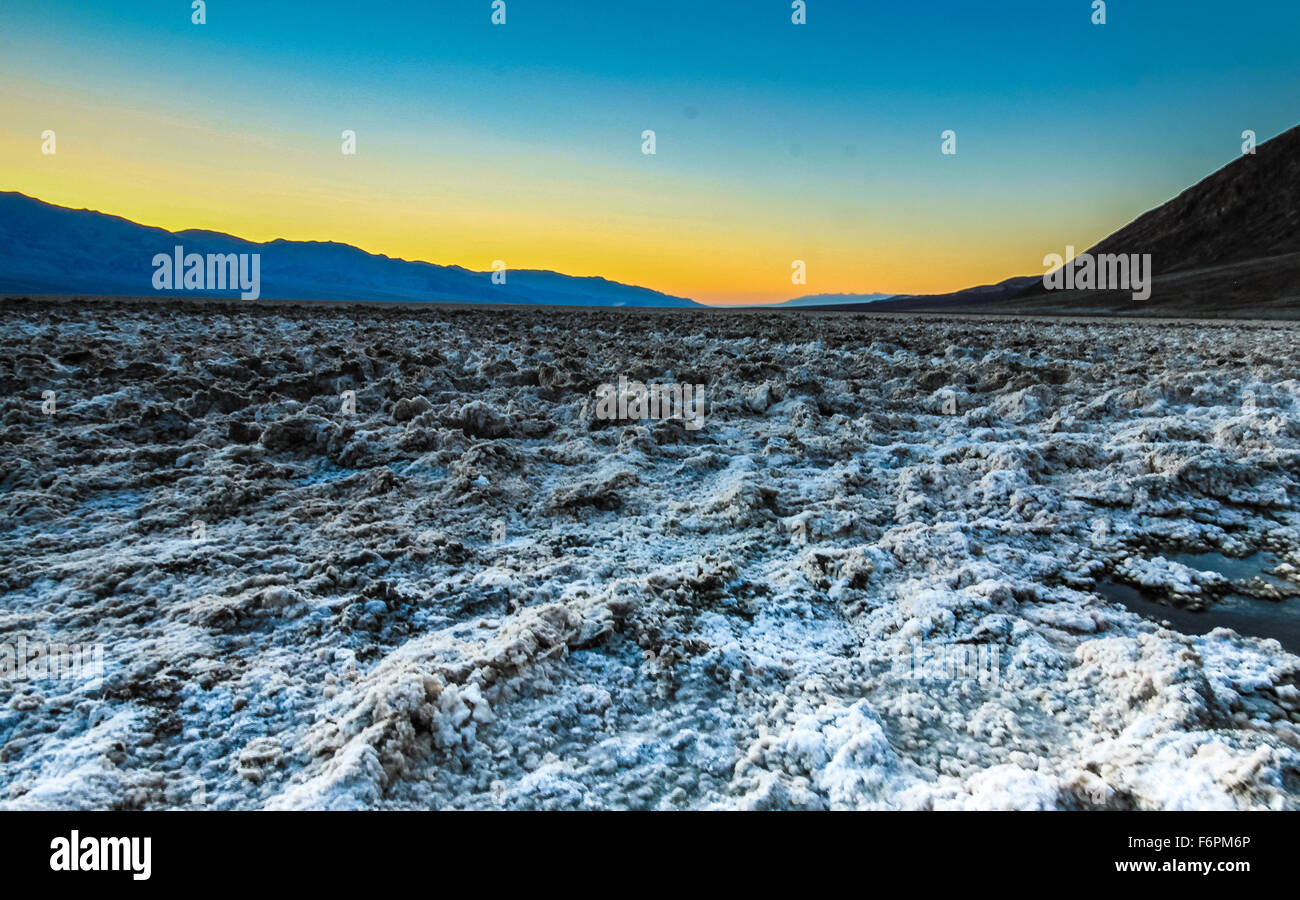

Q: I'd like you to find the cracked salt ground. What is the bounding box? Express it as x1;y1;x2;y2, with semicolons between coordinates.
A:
2;300;1300;809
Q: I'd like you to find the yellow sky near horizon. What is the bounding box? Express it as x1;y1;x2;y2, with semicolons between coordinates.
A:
1;79;1112;305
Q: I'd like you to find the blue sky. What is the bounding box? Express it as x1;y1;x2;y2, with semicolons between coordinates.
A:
3;0;1298;302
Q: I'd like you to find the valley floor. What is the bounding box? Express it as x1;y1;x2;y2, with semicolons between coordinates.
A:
1;299;1298;809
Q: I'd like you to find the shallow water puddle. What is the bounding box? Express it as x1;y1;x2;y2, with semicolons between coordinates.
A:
1170;551;1289;590
1097;580;1300;655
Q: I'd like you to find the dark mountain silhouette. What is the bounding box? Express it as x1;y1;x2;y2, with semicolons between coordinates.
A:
999;123;1300;316
1084;127;1300;270
0;192;701;308
809;276;1040;312
7;123;1298;316
795;124;1300;317
772;292;894;307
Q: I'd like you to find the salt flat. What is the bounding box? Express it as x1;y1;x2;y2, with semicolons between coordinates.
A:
1;298;1298;809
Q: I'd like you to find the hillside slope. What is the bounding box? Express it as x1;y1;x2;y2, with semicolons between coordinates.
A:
0;192;700;308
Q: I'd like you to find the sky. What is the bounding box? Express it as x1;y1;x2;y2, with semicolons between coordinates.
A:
1;0;1298;305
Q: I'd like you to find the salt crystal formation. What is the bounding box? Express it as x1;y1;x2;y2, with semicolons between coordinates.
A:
1;299;1298;810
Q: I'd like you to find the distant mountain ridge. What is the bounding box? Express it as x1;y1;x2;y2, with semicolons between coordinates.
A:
772;292;894;307
0;192;701;308
785;123;1300;317
8;121;1299;317
1083;125;1300;272
832;276;1042;312
1000;123;1300;315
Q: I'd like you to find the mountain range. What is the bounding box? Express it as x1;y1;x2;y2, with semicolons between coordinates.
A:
0;191;700;308
850;123;1300;317
999;122;1300;316
3;122;1297;315
771;292;895;308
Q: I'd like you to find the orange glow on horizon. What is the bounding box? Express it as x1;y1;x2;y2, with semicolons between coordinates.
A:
0;79;1113;307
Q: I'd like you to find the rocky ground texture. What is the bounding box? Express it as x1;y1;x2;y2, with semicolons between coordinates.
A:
2;298;1299;810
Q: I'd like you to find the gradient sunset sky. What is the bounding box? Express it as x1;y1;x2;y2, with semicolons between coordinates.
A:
2;0;1298;305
